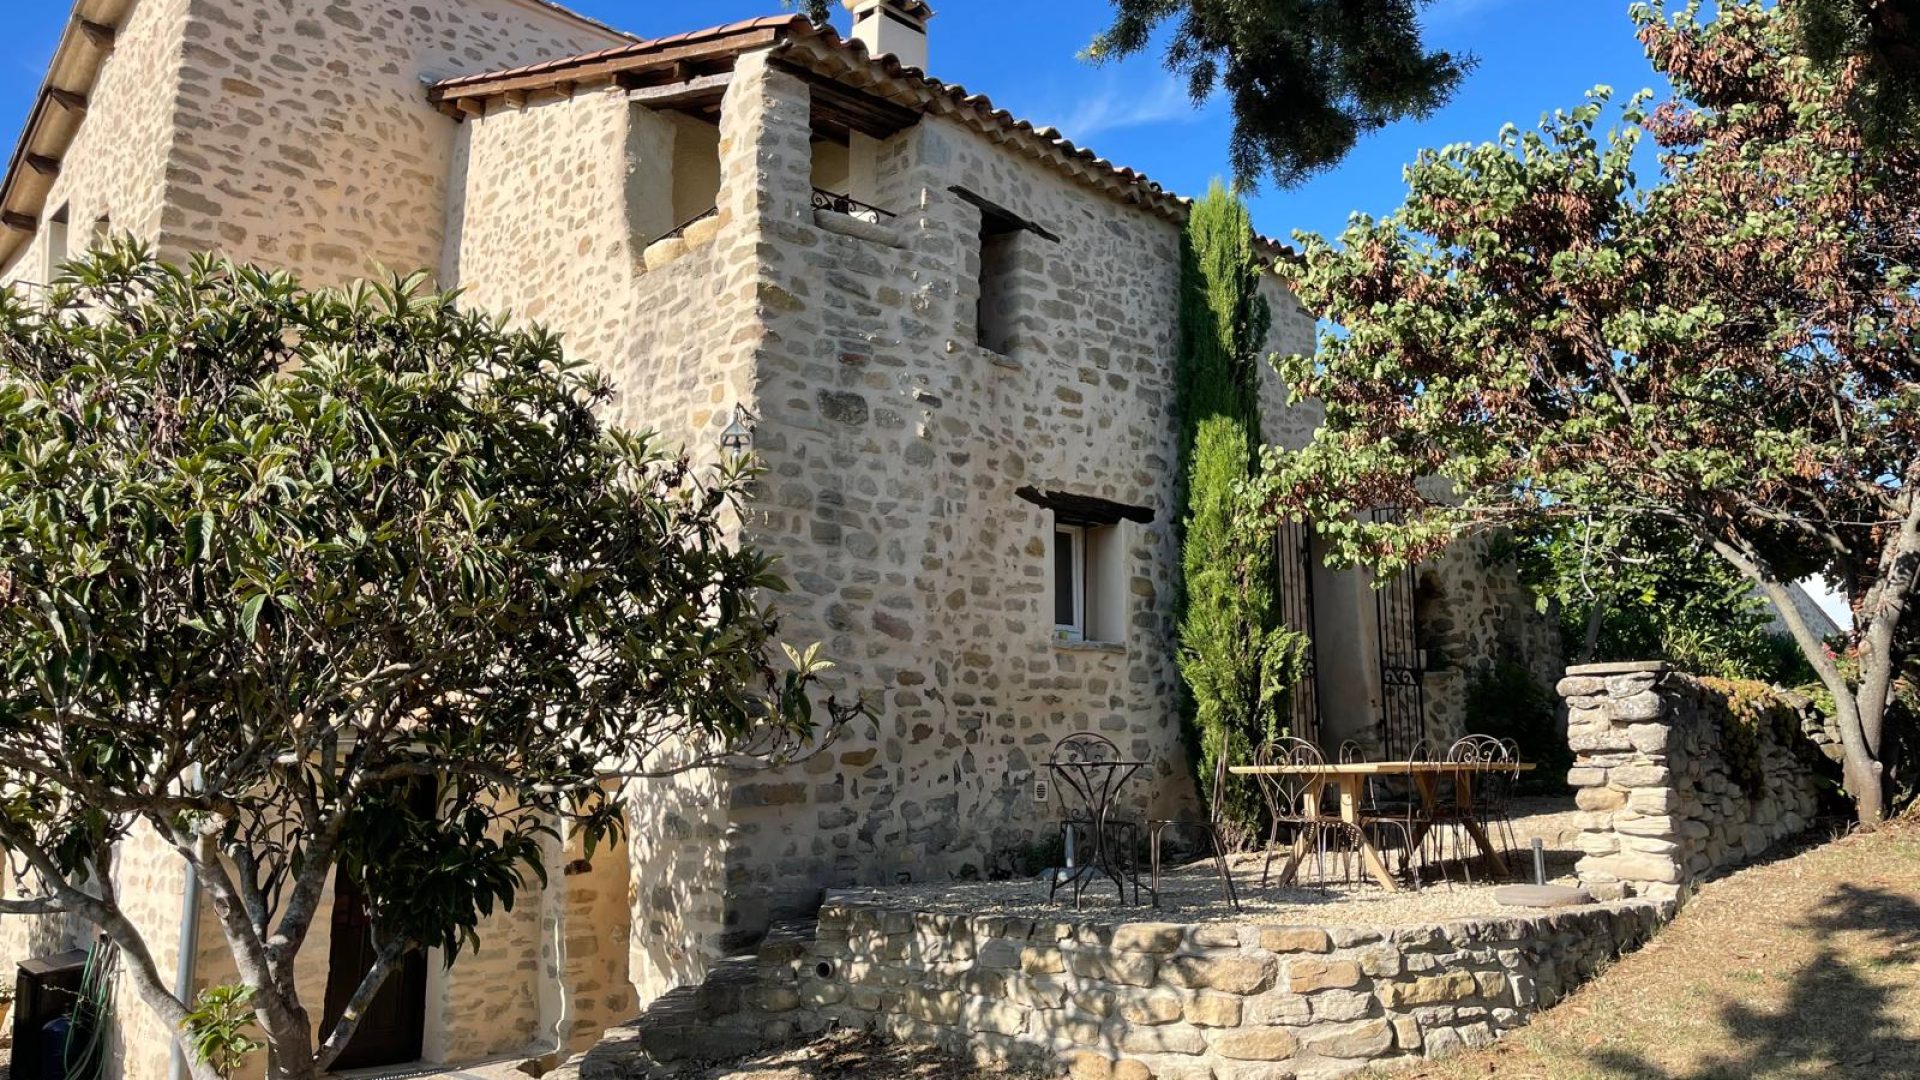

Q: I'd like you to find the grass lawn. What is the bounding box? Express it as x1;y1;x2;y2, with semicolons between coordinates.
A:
1383;818;1920;1079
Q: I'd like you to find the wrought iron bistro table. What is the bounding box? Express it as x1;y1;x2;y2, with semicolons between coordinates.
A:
1228;761;1535;892
1046;755;1150;908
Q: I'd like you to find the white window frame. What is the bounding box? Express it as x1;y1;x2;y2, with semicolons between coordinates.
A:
1054;523;1087;641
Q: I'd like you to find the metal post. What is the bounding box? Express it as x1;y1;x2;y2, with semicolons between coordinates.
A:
1531;837;1547;885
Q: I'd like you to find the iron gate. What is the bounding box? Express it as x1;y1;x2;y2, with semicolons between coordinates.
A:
1371;508;1427;757
1275;520;1322;746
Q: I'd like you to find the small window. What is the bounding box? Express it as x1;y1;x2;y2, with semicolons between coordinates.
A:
976;210;1023;355
1052;516;1126;645
45;205;69;281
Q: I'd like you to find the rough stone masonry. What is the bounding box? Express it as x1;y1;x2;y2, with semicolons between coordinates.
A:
1560;661;1824;901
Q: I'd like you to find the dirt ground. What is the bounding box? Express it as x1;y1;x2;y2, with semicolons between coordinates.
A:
1376;817;1920;1080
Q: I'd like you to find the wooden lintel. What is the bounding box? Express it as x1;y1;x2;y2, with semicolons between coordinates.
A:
25;155;60;177
949;186;1062;243
3;211;39;232
77;18;117;48
48;88;88;112
626;71;733;108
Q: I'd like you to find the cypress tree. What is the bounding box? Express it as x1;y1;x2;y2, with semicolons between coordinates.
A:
1175;184;1307;837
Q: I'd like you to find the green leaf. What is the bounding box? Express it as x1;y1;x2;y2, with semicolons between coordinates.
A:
238;594;267;641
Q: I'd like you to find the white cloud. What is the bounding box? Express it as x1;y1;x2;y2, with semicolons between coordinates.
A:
1046;72;1205;142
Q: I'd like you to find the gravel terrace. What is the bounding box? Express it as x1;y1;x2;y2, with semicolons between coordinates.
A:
832;798;1586;928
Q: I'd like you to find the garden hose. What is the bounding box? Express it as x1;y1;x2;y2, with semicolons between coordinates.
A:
61;935;118;1080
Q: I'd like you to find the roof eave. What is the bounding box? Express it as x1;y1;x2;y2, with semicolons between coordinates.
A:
0;0;134;276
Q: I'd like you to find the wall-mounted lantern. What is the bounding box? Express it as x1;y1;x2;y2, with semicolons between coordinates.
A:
719;404;758;456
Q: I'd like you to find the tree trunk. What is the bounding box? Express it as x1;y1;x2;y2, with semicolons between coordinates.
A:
1845;679;1892;827
1579;592;1611;664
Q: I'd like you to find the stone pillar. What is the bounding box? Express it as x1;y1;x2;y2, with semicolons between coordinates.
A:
1559;661;1822;903
720;50;814;232
1560;661;1683;901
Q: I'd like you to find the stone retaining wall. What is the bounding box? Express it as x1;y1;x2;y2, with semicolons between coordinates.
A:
1559;661;1823;902
568;898;1670;1080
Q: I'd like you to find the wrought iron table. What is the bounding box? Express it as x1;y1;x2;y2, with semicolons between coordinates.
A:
1047;756;1149;908
1229;761;1535;891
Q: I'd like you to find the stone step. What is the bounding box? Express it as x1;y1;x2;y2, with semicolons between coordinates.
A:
756;917;819;966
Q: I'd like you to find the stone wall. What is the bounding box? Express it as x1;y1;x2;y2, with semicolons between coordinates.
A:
570;898;1671;1080
714;52;1329;948
1560;661;1823;901
157;0;623;284
1416;535;1565;746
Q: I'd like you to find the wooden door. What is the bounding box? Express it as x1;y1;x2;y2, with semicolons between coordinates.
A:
322;868;428;1070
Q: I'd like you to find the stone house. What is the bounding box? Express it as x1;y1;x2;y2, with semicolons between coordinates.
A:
0;1;1558;1075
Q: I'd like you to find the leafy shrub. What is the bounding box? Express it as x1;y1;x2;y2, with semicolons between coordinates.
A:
183;985;263;1079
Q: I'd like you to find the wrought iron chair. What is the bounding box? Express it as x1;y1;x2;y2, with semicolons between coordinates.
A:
1250;738;1364;890
1146;752;1241;911
1382;737;1477;889
1341;739;1426;889
1447;734;1523;878
1045;732;1145;906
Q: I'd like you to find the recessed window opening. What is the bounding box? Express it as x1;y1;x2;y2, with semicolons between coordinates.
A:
1055;522;1087;639
45;205;69;282
660;112;721;241
1052;514;1127;645
976;208;1023;355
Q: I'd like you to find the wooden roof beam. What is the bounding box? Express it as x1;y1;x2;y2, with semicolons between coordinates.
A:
77;19;117;49
430;28;779;107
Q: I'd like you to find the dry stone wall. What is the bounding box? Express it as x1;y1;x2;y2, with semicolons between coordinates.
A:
567;898;1670;1080
1560;661;1823;901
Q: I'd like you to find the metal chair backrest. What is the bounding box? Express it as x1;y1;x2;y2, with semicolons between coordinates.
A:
1338;740;1364;764
1448;735;1519;811
1252;737;1328;822
1447;734;1510;765
1048;732;1131;819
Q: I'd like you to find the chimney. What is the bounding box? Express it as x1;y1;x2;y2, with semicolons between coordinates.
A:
842;0;934;71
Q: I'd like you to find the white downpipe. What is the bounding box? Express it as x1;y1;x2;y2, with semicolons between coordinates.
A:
546;902;573;1062
537;825;573;1066
168;766;204;1080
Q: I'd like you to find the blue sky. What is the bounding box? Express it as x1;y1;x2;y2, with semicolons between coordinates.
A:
0;1;1849;626
0;0;1671;246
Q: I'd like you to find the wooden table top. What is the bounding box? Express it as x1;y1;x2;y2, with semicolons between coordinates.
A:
1229;761;1538;776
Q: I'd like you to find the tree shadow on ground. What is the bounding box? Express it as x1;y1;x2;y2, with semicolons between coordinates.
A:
1590;883;1920;1078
